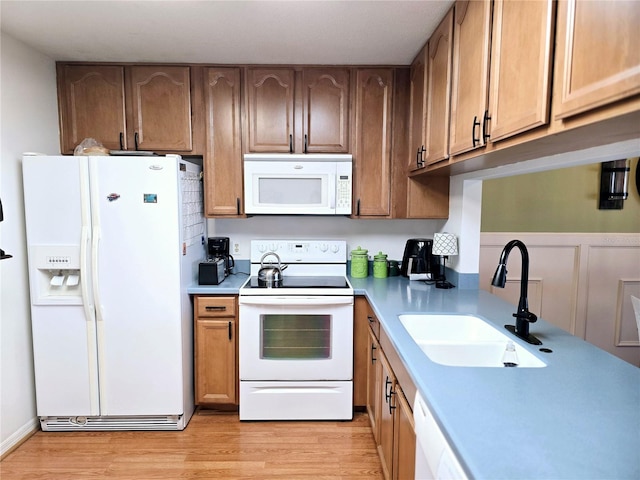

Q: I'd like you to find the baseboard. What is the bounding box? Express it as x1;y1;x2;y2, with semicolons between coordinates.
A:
0;417;39;460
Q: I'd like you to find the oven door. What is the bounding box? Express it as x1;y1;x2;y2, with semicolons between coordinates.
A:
239;295;353;380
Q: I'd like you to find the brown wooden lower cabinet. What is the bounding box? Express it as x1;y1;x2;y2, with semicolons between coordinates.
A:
357;296;417;480
194;296;238;406
394;386;416;480
378;352;396;478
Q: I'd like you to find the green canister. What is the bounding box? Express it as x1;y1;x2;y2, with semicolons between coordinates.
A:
373;251;388;278
350;246;369;278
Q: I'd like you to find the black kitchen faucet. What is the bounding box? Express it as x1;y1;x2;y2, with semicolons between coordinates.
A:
491;239;542;345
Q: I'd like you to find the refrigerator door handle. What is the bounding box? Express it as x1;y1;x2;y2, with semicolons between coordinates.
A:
80;225;95;321
91;226;104;324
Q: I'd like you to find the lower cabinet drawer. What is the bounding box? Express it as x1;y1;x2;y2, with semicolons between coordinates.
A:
196;296;236;317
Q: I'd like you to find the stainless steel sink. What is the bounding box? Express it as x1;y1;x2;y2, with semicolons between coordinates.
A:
398;314;546;368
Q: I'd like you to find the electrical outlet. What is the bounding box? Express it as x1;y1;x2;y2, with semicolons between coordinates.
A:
234;243;240;255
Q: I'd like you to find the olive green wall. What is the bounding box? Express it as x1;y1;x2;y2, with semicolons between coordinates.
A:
481;158;640;233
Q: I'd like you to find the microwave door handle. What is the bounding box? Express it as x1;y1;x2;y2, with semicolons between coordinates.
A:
329;173;336;209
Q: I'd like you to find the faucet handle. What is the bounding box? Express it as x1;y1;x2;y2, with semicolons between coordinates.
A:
513;310;537;323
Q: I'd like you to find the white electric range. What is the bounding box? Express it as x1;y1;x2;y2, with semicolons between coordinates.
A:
238;239;354;421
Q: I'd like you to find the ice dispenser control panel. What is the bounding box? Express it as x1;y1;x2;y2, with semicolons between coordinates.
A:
29;245;82;305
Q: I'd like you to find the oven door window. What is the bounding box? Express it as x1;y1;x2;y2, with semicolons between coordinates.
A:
261;314;331;359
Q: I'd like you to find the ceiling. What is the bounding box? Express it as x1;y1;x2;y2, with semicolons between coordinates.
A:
0;0;453;66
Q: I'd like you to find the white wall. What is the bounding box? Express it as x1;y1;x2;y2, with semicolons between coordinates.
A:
209;217;446;262
0;32;59;455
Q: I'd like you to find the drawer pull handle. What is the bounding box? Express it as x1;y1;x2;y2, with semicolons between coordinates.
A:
205;306;227;311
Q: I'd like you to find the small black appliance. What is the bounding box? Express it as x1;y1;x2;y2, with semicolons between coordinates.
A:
207;236;235;276
400;238;439;278
198;258;226;285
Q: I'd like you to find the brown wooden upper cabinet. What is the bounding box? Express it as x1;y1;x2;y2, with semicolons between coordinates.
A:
449;0;493;156
127;66;193;152
486;0;555;142
407;45;428;172
424;8;454;167
245;67;350;153
57;65;126;153
57;64;194;154
353;69;394;217
203;67;244;217
554;0;640;120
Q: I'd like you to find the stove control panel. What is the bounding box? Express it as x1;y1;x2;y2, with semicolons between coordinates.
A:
250;240;347;263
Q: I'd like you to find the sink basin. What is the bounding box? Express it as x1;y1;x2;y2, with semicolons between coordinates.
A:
398;314;546;368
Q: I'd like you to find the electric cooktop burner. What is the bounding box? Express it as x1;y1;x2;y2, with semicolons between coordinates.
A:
246;275;349;289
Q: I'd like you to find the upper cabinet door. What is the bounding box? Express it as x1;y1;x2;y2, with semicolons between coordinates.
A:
487;0;554;142
246;68;295;153
127;66;193;151
302;68;350;153
353;69;394;217
203;67;243;217
407;45;428;172
424;8;454;166
58;65;127;153
554;0;640;119
449;0;492;156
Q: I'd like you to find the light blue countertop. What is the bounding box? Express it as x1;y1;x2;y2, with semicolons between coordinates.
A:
188;272;250;295
189;274;640;479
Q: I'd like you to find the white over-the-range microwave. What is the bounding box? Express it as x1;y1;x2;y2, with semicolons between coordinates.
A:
243;154;353;215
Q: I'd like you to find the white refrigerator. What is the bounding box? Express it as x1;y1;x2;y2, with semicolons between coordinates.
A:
22;154;205;431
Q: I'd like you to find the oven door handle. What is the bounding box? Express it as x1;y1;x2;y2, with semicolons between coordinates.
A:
239;296;353;306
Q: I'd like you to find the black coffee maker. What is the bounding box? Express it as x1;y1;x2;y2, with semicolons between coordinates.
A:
208;237;235;276
400;238;439;278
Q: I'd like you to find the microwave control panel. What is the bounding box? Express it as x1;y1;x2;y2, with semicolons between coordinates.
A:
335;162;352;215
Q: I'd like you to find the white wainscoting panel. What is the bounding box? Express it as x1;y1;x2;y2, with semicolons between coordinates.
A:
480;233;640;367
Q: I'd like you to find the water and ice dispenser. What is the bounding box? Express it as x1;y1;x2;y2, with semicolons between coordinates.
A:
28;245;84;305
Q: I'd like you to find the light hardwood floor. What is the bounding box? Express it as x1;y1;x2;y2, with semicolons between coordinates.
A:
0;410;384;479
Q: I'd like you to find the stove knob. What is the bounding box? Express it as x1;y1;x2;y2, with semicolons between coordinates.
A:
257;244;267;253
331;244;340;253
270;243;277;252
319;243;328;252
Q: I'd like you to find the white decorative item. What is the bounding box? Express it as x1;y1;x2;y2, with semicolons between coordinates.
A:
433;233;459;256
432;233;458;289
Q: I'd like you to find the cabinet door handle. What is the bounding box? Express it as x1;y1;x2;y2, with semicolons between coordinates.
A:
482;110;491;144
134;132;139;151
236;197;241;215
367;315;375;324
228;321;232;340
472;115;480;147
356;199;361;217
417;146;425;168
205;305;226;311
371;343;377;363
289;134;293;153
385;376;392;403
119;132;124;150
304;134;308;153
388;388;396;415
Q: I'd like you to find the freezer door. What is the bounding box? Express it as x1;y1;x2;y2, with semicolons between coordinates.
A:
89;156;184;415
22;155;100;416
